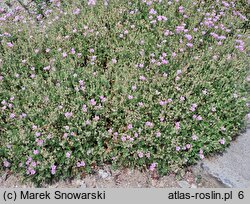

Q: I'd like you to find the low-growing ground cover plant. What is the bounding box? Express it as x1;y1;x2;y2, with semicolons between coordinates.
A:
0;0;249;185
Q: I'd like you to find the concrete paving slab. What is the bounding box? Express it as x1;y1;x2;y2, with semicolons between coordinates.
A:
194;125;250;187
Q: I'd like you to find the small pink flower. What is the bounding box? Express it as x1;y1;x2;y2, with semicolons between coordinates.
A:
3;160;10;167
51;165;57;175
155;131;161;137
159;100;166;106
184;34;192;41
190;103;197;112
10;113;15;119
168;98;173;103
64;112;73;118
79;80;84;86
137;152;144;158
82;104;87;112
63;133;68;138
77;161;85;167
35;132;41;137
88;0;96;6
89;99;96;106
33;149;39;155
149;162;157;171
176;146;181;151
66;152;71;158
47;134;52;139
138;102;144;107
64;126;70;130
219;138;225;145
132;85;137;91
139;75;146;81
100;95;106;102
146;152;151;158
32;125;38;130
176;70;182;75
121;136;127;142
149;8;157;15
31;162;37;167
186;43;193;48
7;42;14;47
26;157;32;165
164;30;170;36
62;52;67;58
192;134;198;140
43;66;50;71
139;63;144;68
197;115;203;121
93;115;100;121
180;96;185;101
108;129;113;134
162;59;168;64
172;52;177;57
175;122;180;130
30;169;36;175
190;106;196;112
128;95;133;100
145;121;153;127
199;154;205;159
73;8;80;15
36;139;44;146
71;48;76;54
127;124;133;129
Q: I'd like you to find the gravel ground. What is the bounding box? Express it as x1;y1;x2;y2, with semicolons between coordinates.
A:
0;165;225;188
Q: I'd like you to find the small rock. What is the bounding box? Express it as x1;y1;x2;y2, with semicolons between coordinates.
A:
151;179;158;187
98;170;109;179
191;183;197;188
80;183;87;188
75;180;86;188
177;180;191;188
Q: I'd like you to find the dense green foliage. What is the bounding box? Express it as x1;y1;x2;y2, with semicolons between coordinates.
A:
0;0;249;185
